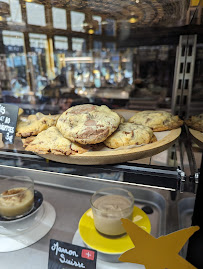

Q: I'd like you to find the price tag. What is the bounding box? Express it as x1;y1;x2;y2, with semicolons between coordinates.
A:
0;103;19;144
48;239;97;269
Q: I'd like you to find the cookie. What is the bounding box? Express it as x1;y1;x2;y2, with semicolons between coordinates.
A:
56;104;120;144
104;122;157;149
16;113;60;138
21;136;36;147
185;114;203;132
128;111;183;131
25;126;89;155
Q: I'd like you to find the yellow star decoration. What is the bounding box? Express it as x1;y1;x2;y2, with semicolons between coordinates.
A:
119;218;199;269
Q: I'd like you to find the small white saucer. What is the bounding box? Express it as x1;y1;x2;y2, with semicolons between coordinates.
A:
0;201;56;252
72;229;145;269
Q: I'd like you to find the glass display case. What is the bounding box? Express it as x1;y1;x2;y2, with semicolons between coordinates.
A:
0;0;202;268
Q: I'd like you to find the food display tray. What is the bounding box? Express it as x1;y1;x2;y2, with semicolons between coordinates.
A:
38;128;181;165
0;168;166;269
189;128;203;148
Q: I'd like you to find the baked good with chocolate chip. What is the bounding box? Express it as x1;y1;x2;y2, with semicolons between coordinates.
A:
16;113;60;138
56;104;120;144
104;122;157;149
128;111;183;131
25;126;89;155
185;114;203;132
21;136;36;147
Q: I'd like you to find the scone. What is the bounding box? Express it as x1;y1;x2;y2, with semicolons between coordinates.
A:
56;104;120;144
25;126;89;155
185;114;203;132
16;112;60;137
128;111;183;131
104;122;157;149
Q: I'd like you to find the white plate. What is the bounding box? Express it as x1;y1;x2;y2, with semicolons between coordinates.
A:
72;229;145;269
0;201;56;252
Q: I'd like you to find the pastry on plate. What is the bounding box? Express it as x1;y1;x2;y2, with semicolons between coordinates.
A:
104;122;157;149
16;112;60;138
56;104;120;144
185;114;203;132
128;111;183;131
25;126;89;155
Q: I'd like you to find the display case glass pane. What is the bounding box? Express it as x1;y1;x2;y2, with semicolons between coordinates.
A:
71;11;85;32
1;30;27;98
2;0;22;23
72;38;86;52
105;19;116;36
26;2;46;27
92;15;102;35
52;7;67;30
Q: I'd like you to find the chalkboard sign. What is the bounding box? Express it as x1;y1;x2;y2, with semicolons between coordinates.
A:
0;103;19;144
48;239;97;269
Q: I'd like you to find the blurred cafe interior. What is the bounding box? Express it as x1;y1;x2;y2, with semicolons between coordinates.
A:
0;1;203;268
0;0;202;116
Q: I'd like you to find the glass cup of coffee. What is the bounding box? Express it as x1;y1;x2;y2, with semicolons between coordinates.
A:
0;176;34;219
90;187;134;236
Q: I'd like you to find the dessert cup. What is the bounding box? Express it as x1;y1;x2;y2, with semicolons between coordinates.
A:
0;176;34;219
90;187;134;236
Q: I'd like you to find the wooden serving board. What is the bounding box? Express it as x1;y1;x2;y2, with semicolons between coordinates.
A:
39;128;181;165
189;128;203;149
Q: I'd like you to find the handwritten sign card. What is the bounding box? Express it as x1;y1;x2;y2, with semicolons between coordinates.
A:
0;103;19;144
48;239;97;269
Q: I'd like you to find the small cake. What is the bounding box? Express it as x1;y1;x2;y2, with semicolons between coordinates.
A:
129;111;183;131
104;122;157;149
56;104;121;144
0;187;34;218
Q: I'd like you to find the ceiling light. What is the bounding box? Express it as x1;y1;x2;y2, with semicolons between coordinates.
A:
136;0;139;3
88;29;94;34
129;17;138;23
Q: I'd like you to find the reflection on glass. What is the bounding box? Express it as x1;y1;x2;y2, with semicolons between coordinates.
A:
105;18;116;36
93;15;102;35
192;44;203;102
29;33;48;97
3;0;22;23
71;11;85;32
93;41;102;51
2;30;27;98
72;38;86;52
52;7;67;30
106;42;116;52
54;36;68;76
29;33;47;50
54;36;68;51
26;2;46;27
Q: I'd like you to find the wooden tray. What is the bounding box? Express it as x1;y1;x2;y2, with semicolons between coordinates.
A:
39;128;181;165
189;128;203;149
